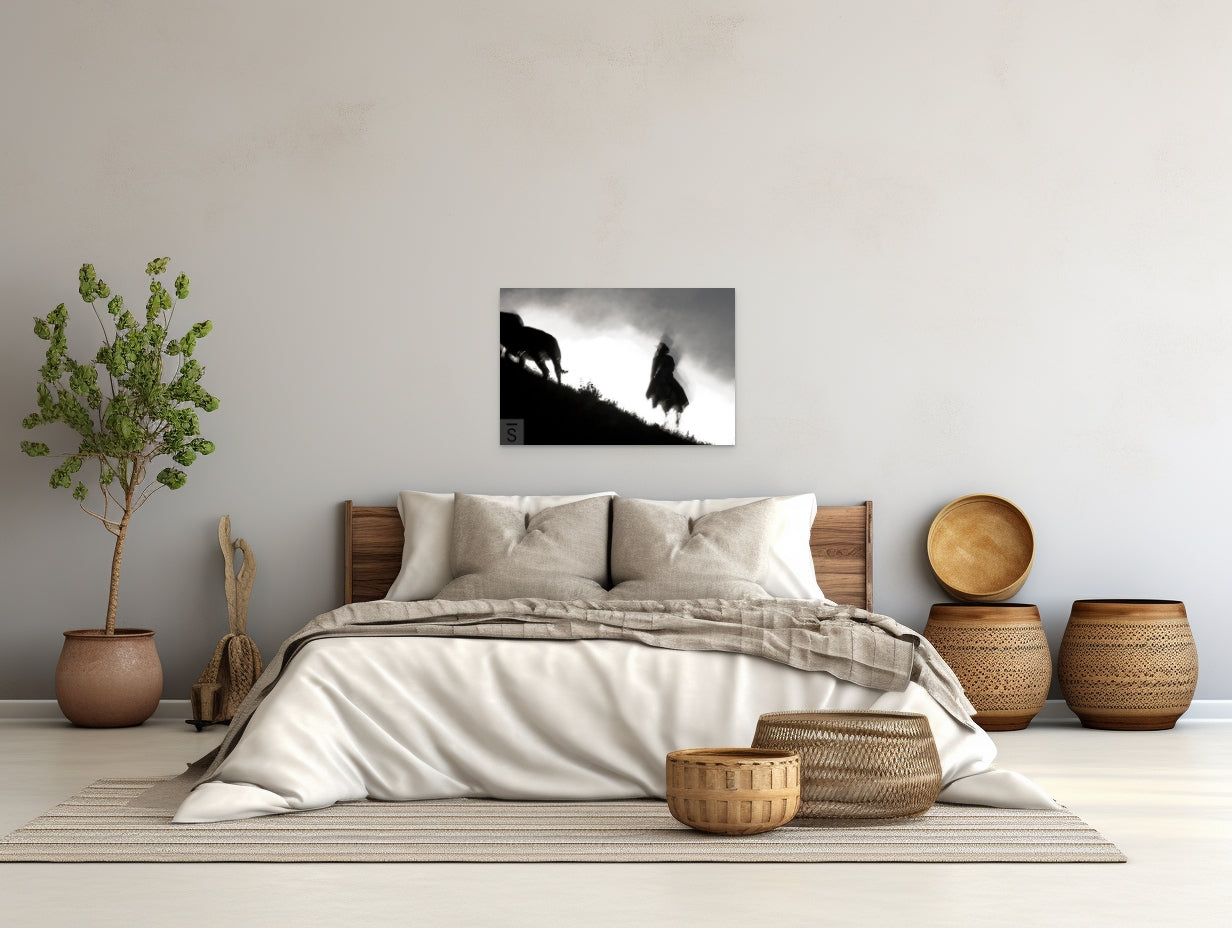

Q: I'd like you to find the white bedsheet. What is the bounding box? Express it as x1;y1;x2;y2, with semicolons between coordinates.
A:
175;636;1056;822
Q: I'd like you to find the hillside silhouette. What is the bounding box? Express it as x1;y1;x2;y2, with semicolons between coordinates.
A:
501;357;705;445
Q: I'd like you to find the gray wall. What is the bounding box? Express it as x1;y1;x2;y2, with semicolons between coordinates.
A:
3;1;1229;700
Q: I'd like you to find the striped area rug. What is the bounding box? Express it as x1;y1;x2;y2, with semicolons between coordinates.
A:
0;778;1126;863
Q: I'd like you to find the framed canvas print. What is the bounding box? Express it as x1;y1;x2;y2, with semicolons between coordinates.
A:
499;288;735;446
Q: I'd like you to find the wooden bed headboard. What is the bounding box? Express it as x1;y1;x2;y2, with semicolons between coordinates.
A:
344;500;873;610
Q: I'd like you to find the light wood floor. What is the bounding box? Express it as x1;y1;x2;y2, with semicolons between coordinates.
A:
1;717;1229;928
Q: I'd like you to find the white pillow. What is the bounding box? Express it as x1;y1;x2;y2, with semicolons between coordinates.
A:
385;490;616;601
621;494;826;600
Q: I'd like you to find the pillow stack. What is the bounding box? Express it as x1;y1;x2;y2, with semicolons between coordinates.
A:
385;490;827;603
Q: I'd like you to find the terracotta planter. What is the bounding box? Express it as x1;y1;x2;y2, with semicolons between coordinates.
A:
55;629;163;728
923;603;1052;731
1058;600;1198;731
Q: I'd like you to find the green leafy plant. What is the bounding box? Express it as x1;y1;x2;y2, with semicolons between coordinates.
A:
20;258;218;634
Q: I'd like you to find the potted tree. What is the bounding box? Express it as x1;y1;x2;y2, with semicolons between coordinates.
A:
20;258;218;727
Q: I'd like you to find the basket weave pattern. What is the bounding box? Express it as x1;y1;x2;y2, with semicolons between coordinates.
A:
1058;601;1198;729
1060;620;1197;709
666;748;800;835
922;604;1051;730
752;711;942;819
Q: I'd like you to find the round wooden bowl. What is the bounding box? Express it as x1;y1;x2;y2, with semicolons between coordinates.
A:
923;603;1052;731
666;748;801;835
1058;599;1198;730
927;494;1034;602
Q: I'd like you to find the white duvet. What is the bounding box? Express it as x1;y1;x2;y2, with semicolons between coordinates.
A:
175;635;1057;822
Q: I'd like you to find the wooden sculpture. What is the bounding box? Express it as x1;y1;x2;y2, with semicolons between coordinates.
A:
189;516;263;727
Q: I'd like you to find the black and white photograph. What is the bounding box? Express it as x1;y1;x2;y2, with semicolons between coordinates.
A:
499;288;735;445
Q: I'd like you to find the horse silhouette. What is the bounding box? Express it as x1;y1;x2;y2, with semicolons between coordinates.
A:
646;341;689;428
500;312;567;383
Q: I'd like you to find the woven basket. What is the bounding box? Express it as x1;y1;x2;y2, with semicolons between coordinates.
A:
665;748;801;835
751;711;942;819
1058;599;1198;730
923;603;1052;731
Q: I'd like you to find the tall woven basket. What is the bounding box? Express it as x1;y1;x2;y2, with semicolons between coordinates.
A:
752;710;943;819
1058;599;1198;730
922;603;1052;731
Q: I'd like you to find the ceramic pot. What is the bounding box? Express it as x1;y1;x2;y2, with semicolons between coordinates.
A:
55;629;163;728
923;603;1052;731
1058;600;1198;730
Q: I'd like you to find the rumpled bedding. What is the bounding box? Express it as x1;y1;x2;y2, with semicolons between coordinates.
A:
174;598;1058;822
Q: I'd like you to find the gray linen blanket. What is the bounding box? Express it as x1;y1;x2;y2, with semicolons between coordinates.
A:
193;597;978;787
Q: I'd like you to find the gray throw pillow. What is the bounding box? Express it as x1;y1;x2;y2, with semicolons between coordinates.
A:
605;497;775;600
434;494;611;600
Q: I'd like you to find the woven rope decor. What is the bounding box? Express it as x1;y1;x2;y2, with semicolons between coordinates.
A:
190;516;263;724
752;710;943;819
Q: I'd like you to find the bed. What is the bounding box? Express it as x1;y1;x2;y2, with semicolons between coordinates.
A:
174;493;1056;823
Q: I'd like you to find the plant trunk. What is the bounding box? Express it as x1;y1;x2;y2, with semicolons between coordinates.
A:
104;481;138;635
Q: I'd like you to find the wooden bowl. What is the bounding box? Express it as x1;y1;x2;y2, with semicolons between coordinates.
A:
666;748;800;835
927;494;1034;602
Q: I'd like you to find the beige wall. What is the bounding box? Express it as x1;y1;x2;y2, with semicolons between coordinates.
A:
2;1;1229;699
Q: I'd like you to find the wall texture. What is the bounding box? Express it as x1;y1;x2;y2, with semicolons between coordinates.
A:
2;1;1229;700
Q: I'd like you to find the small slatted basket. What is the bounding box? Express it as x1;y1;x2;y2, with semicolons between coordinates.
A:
751;710;943;819
665;748;801;835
